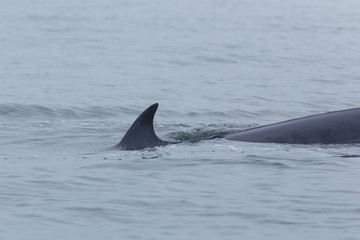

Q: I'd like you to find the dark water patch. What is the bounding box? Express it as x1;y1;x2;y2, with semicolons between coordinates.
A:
75;175;113;183
79;162;121;170
339;154;360;158
171;156;291;170
241;155;292;169
195;55;238;64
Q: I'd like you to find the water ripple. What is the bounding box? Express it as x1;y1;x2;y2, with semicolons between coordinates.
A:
0;104;130;119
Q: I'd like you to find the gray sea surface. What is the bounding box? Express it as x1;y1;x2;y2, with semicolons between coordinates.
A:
1;0;360;239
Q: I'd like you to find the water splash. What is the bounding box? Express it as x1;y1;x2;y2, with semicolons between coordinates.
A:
165;124;249;142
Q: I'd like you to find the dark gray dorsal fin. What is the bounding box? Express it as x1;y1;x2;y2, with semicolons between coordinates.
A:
116;103;169;150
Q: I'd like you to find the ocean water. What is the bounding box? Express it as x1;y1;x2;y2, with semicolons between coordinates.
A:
1;0;360;239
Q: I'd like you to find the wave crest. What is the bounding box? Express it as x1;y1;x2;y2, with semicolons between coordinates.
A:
0;104;121;119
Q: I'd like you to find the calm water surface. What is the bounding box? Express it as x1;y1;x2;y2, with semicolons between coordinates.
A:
1;0;360;239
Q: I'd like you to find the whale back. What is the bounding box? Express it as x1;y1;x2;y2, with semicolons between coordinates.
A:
224;108;360;144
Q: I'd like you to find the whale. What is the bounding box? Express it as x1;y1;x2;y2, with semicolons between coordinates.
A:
114;103;360;150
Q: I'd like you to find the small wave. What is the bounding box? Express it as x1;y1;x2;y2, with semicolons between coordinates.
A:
0;104;78;118
0;104;129;119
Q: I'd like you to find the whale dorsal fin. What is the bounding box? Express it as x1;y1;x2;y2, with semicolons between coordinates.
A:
116;103;169;150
